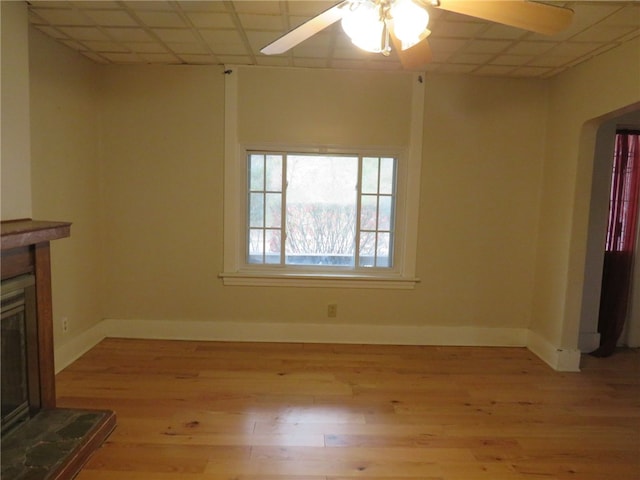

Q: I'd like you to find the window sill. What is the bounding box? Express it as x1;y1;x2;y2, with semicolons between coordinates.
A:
219;272;420;289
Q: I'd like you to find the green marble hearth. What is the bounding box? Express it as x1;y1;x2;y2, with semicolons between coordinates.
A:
1;408;115;480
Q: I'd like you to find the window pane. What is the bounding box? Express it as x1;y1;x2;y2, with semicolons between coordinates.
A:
378;195;392;231
360;194;377;230
265;193;281;228
361;157;379;194
265;230;281;264
249;193;264;228
248;229;264;264
359;231;376;267
286;155;358;266
379;157;395;195
250;154;264;191
266;155;282;191
377;232;391;267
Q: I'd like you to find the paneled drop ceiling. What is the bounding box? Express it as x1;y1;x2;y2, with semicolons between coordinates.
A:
27;0;640;77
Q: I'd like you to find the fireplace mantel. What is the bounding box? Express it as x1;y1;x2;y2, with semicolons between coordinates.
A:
1;219;71;251
1;219;115;479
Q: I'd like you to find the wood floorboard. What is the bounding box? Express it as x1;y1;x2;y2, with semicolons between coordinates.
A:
55;339;640;480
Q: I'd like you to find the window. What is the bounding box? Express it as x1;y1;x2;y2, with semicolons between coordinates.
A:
221;66;424;289
247;152;397;269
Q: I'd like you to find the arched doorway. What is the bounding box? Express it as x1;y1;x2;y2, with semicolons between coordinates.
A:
578;108;640;352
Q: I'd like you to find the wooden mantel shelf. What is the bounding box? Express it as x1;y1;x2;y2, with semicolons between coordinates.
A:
1;219;71;250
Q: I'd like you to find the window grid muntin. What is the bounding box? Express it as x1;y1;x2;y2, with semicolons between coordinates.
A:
248;153;284;265
358;156;397;268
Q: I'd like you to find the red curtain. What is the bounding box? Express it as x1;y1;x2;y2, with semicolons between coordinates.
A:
592;130;640;357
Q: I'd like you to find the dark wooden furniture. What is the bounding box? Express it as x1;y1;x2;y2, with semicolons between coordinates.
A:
1;219;115;480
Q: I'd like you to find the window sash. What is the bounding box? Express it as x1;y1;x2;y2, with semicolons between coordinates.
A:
246;151;397;272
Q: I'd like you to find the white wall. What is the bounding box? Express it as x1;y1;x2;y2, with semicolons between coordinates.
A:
1;1;32;220
29;27;103;360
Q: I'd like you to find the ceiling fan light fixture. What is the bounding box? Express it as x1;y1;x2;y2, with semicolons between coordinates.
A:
390;0;430;50
341;0;386;53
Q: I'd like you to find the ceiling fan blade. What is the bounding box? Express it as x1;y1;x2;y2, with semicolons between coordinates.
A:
434;0;574;36
389;24;432;70
261;1;349;55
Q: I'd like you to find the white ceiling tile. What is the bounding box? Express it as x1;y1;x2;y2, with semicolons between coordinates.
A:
80;50;109;63
474;65;517;76
83;9;137;27
103;27;155;42
24;1;640;75
34;25;69;39
528;55;574;68
570;25;637;43
125;42;169;53
435;64;478;74
506;41;556;55
511;66;554;77
72;1;121;9
552;41;606;56
598;5;640;27
60;39;87;51
427;38;468;53
239;14;284;30
200;29;244;46
178;2;229;13
152;28;198;43
287;2;336;16
449;52;494;64
491;54;535;66
124;1;173;11
133;11;187;28
166;42;209;55
464;39;512;54
186;12;236;29
100;52;143;63
233;1;282;15
58;26;110;41
31;8;89;25
138;52;181;63
82;40;131;53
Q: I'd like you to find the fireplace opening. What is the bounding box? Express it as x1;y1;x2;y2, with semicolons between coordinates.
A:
1;274;38;435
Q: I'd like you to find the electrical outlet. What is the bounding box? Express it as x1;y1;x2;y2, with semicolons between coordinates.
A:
62;317;69;333
327;304;338;318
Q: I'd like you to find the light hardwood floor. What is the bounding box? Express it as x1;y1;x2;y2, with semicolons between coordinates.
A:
55;338;640;480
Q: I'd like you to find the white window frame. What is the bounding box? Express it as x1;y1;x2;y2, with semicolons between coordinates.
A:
220;66;424;289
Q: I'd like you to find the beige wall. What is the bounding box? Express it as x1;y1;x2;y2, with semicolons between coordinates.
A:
238;67;413;146
96;64;547;332
1;1;32;220
530;37;640;350
29;28;103;350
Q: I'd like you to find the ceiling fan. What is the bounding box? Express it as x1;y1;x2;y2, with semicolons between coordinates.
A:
260;0;574;70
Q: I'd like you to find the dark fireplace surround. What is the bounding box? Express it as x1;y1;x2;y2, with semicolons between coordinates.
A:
1;220;115;479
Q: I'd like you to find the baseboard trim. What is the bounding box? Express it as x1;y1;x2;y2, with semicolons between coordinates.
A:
99;318;529;348
527;330;581;372
56;319;581;373
54;323;107;374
